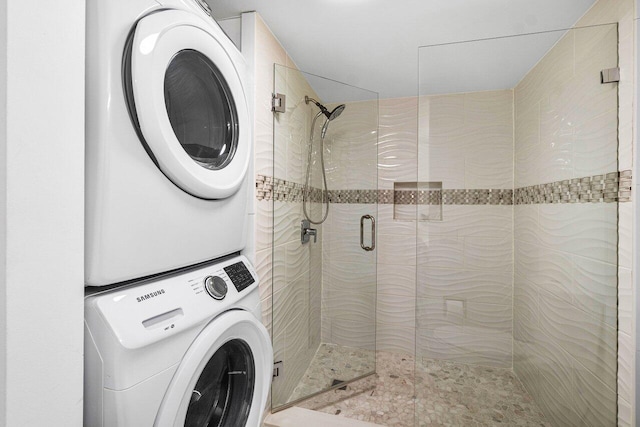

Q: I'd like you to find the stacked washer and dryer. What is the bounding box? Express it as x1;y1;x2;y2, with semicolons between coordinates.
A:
84;1;272;426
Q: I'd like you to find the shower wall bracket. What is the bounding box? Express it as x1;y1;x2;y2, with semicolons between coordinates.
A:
600;67;620;84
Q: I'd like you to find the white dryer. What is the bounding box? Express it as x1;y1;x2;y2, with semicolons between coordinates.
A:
85;0;254;286
84;255;273;427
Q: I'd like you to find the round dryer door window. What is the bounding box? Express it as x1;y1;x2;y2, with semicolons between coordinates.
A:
154;311;272;427
124;9;250;200
164;49;239;171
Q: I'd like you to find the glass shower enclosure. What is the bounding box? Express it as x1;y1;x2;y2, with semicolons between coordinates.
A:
270;65;379;410
416;23;620;426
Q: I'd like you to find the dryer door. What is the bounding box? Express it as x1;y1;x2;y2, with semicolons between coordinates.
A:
124;9;250;200
154;311;272;427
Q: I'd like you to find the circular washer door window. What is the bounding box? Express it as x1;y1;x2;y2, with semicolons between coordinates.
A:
125;9;250;200
153;311;272;427
185;339;254;426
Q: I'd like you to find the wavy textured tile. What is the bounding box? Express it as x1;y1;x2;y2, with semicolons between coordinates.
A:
255;200;273;252
618;201;633;268
417;328;512;368
515;144;541;188
285;240;309;285
376;205;416;236
419;205;513;238
325;260;376;293
513;341;539;400
464;90;513;126
573;363;617;427
464;236;513;271
255;248;272;301
538;290;616;391
416;236;464;269
421;94;465;139
618;267;633;336
573;112;618;177
538;203;617;265
535;371;582;427
515;241;573;303
377;263;416;297
323;231;376;265
572;255;617;327
464;302;512;334
325;203;375;232
464;143;514;189
532;330;579;426
376;233;416;266
419;144;465;188
417;267;512;305
272;244;286;292
514;205;539;244
377;294;416;328
416;298;463;333
515;30;574;118
273;277;309;333
514;275;539;344
324;311;376;350
376;325;416;355
273;200;301;247
617;330;633;406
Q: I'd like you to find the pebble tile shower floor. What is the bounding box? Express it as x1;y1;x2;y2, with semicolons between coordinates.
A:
296;349;550;426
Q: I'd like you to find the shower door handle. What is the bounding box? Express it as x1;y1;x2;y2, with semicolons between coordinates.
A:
360;215;375;251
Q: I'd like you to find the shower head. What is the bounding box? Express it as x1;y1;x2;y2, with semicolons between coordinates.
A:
305;96;346;138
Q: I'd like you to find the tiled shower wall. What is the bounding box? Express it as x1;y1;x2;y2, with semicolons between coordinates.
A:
246;13;323;407
246;1;636;422
321;100;378;349
416;90;515;368
511;0;635;425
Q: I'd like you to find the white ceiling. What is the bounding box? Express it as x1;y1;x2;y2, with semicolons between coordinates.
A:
208;0;597;100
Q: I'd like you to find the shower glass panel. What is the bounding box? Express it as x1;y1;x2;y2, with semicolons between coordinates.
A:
271;64;379;410
417;24;619;426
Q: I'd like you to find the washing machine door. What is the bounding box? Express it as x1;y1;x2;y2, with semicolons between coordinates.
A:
154;311;272;427
124;9;250;200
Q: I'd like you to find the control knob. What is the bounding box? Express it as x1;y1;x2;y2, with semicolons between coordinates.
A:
204;276;227;300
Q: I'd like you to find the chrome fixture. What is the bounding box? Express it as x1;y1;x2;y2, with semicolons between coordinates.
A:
300;219;317;244
360;214;375;251
601;67;620;84
272;93;286;113
302;96;346;224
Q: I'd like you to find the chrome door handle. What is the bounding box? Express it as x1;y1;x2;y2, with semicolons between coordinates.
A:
360;215;375;251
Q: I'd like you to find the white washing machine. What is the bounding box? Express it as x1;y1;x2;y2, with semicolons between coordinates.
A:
85;0;254;286
84;255;273;426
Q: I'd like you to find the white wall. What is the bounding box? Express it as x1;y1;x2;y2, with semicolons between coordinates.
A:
0;1;85;425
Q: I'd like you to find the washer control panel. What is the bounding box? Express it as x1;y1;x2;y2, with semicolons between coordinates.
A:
204;275;228;300
223;261;256;292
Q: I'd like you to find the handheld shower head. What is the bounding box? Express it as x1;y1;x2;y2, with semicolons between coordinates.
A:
305;96;346;138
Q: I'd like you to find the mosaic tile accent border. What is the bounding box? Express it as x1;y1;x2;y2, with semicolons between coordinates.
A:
257;171;632;205
515;170;632;205
256;175;324;202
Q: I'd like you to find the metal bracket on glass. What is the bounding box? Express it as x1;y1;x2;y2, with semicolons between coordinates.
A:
272;93;286;113
601;67;620;84
360;215;375;251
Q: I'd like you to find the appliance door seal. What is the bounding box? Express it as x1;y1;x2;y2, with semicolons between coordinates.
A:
128;9;250;200
154;310;272;426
